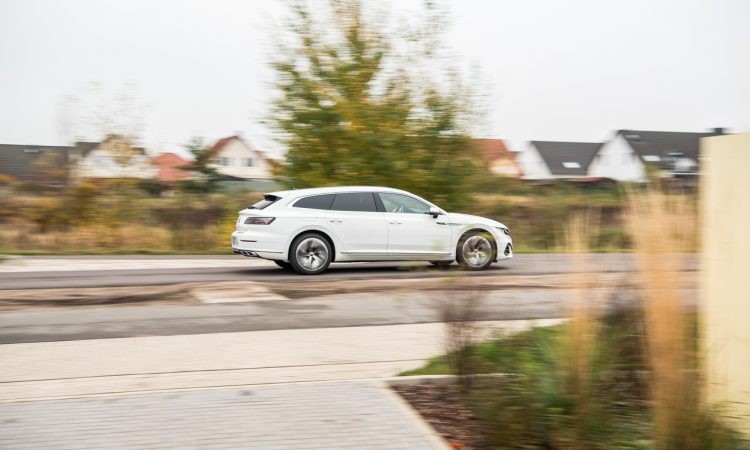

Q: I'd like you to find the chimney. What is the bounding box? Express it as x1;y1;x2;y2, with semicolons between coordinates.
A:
711;127;726;135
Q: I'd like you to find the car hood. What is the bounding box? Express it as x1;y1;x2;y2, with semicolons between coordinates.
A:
446;212;508;230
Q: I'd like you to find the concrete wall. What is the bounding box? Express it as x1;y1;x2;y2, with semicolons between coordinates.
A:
701;133;750;435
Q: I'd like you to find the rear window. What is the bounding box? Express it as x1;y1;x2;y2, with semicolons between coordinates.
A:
294;194;335;210
250;195;280;210
330;192;378;212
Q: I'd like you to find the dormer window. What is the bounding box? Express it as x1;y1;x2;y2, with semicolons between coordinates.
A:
562;162;581;169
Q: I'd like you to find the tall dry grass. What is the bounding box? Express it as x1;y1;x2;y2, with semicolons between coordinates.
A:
562;214;603;442
624;190;734;450
0;223;228;253
433;287;486;390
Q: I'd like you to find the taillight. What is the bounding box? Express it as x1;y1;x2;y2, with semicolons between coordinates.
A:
245;217;276;225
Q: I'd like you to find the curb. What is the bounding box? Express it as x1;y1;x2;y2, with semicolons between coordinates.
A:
0;255;21;265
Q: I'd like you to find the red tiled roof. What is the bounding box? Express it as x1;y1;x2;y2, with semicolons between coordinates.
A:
151;152;191;182
471;139;513;163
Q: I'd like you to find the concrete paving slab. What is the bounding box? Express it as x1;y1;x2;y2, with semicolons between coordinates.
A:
0;381;449;449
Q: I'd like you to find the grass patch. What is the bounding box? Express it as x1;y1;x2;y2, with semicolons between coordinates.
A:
401;324;561;376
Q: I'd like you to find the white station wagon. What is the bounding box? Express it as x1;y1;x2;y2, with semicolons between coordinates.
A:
232;186;513;274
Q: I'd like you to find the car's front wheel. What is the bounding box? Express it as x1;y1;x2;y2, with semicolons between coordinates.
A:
456;231;496;271
289;233;332;275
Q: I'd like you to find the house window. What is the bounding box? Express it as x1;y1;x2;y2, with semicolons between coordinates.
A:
220;157;232;166
562;162;581;169
244;158;254;167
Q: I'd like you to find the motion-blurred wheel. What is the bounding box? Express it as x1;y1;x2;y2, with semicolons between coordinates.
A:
289;233;332;275
457;231;496;271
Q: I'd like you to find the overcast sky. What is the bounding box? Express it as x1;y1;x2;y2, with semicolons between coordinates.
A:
1;0;749;157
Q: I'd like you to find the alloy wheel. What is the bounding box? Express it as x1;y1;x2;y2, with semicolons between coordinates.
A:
461;235;493;268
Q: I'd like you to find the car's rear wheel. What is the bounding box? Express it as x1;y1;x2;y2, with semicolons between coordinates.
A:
274;260;294;270
289;233;332;275
456;231;496;271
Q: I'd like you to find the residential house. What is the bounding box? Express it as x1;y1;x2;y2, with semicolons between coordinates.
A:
471;139;521;177
207;135;277;180
517;141;604;180
76;135;155;180
0;144;73;186
152;152;191;183
589;129;725;181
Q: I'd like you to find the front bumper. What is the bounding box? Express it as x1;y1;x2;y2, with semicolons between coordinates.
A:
495;233;513;261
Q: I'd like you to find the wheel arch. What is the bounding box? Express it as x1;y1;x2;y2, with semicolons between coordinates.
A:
456;227;499;253
288;228;337;262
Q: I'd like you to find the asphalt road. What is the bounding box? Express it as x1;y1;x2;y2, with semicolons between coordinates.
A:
0;253;699;344
0;253;698;290
0;287;698;344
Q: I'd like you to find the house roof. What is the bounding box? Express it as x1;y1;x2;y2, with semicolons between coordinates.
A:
73;141;100;157
617;129;721;164
152;152;191;182
208;135;280;169
531;141;604;176
0;144;72;184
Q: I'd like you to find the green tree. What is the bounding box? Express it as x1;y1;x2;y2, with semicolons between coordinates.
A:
181;137;223;193
270;0;480;209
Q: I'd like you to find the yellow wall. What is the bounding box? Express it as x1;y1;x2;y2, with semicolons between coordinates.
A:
701;133;750;434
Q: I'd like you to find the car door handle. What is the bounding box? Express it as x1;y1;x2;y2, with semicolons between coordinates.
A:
389;221;403;225
328;219;342;223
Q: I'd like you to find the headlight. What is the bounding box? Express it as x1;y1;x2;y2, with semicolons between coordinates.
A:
245;217;276;225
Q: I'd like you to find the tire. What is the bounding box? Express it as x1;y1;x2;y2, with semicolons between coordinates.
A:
429;260;453;268
274;260;294;270
456;231;496;271
289;232;333;275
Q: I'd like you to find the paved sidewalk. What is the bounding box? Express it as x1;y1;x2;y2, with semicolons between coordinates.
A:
0;381;448;449
0;320;563;449
0;320;561;401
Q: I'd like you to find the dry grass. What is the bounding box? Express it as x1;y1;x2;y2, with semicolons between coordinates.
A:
625;191;711;450
433;287;486;390
562;214;603;440
0;223;228;253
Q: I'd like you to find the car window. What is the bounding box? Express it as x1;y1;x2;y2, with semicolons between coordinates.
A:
330;192;377;212
378;192;431;214
293;194;335;210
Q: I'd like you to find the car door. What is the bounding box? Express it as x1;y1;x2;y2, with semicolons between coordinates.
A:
378;192;452;256
325;192;388;257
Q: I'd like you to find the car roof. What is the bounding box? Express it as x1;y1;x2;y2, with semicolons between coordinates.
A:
267;186;411;199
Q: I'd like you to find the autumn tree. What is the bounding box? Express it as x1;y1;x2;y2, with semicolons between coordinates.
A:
270;0;481;209
180;137;223;193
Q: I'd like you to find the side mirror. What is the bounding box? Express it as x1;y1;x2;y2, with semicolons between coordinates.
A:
428;206;441;218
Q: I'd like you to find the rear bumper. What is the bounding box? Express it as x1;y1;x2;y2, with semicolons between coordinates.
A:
231;232;285;260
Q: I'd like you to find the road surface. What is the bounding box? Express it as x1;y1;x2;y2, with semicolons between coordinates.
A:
0;253;698;290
